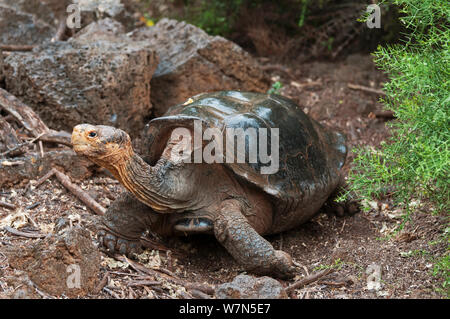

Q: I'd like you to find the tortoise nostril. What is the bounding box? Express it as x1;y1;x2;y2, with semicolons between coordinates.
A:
73;125;84;134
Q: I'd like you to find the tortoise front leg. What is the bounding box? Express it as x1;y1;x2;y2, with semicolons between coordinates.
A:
214;199;296;279
99;192;156;256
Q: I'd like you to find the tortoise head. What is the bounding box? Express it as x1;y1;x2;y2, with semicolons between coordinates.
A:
71;124;134;169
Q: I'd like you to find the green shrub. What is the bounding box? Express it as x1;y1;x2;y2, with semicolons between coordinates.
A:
347;0;450;213
181;0;244;35
175;0;334;36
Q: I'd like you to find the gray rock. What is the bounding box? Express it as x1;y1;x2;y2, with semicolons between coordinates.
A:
215;274;288;299
73;17;126;43
0;150;95;187
0;4;55;45
129;18;271;116
2;270;42;299
74;0;124;17
35;0;72;20
1;19;158;136
0;0;141;39
0;0;55;26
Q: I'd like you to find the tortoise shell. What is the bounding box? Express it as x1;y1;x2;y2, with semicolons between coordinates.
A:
142;91;347;228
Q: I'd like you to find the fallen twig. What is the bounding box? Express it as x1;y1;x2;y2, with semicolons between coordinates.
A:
373;110;395;119
185;283;215;296
116;255;215;296
0;44;35;51
284;268;334;293
52;19;67;42
127;280;161;287
0;201;16;210
290;80;322;89
35;168;106;216
108;271;142;277
189;289;212;299
118;255;174;280
3;226;46;239
0;160;24;166
319;276;355;288
25;202;41;210
40;130;72;147
0;133;44;157
261;64;295;80
38;140;44;157
178;290;193;299
348;83;386;96
103;287;121;299
93;272;110;295
319;280;346;287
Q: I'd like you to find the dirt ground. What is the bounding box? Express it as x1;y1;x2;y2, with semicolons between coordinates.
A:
0;54;447;299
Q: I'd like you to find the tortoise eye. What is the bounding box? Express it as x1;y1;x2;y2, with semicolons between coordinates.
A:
88;131;97;138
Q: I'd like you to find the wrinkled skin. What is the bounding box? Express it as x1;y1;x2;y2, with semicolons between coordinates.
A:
71;91;358;278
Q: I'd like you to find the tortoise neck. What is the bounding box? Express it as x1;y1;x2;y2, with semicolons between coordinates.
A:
114;153;171;212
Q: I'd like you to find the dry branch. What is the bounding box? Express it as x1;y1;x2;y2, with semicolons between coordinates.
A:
0;201;16;210
3;226;46;239
103;287;121;299
373;110;395;119
185;283;215;296
116;255;215;296
284;268;334;293
0;133;44;157
348;83;386;96
35;168;106;216
51;19;67;42
189;289;213;299
0;88;50;137
93;272;110;295
40;130;72;147
127;280;161;287
290;80;322;89
0;44;35;51
261;64;294;80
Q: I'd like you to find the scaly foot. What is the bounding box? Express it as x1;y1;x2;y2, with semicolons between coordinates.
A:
98;228;142;256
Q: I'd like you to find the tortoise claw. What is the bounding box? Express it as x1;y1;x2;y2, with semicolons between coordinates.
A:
97;229;143;257
272;250;297;279
324;200;360;217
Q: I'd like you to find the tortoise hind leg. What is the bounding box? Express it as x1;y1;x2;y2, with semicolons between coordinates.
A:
214;199;296;279
98;192;156;256
323;180;361;217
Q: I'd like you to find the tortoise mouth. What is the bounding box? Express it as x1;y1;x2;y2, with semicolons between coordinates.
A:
71;127;97;156
71;134;92;155
72;142;89;152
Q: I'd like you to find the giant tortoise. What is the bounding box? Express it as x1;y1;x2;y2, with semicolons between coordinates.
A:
71;91;356;278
